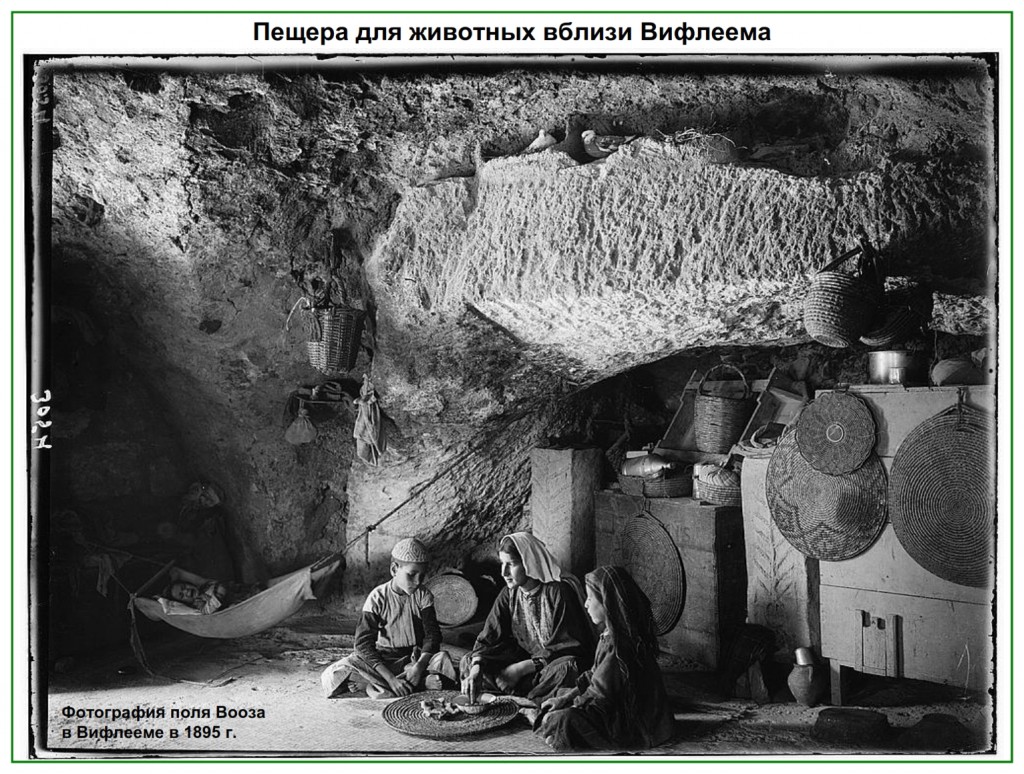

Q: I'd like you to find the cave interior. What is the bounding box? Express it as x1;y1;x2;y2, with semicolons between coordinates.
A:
38;55;995;667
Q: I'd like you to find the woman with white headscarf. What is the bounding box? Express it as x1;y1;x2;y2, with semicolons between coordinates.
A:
460;532;594;707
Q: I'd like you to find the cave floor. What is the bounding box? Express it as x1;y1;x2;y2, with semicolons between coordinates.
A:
40;610;994;759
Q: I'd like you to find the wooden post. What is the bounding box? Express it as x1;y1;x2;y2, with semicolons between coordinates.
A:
529;447;603;578
829;658;844;706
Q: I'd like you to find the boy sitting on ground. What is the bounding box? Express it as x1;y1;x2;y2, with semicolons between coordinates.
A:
320;537;457;699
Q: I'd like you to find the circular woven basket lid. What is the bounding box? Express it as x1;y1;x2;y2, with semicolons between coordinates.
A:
796;392;877;474
889;404;994;587
618;512;685;635
382;690;519;739
423;573;478;627
767;428;888;561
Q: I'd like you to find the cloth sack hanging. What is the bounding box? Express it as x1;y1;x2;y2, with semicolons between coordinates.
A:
353;374;386;465
285;402;318;445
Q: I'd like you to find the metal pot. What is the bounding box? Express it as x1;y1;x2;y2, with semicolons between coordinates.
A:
867;350;929;385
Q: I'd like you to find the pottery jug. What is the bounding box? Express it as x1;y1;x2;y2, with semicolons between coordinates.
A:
787;647;827;707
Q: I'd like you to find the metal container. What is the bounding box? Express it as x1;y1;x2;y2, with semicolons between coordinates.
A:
794;647;816;666
867;350;929;385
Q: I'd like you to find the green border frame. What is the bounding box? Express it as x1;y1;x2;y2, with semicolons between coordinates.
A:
9;7;1015;769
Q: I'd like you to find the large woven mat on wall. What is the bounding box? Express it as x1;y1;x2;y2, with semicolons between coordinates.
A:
795;391;877;474
889;403;995;588
619;512;685;635
767;428;888;561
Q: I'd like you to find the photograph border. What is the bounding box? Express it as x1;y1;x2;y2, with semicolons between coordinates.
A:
9;5;1015;764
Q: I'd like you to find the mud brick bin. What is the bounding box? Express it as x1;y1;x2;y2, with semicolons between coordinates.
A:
594;491;746;670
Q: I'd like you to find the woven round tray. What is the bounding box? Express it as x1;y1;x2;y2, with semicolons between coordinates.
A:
381;690;520;739
796;392;877;474
767;428;888;561
889;404;994;587
618;512;685;635
424;573;478;627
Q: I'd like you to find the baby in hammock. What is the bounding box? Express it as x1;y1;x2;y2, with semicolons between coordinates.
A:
163;568;261;615
167;579;229;615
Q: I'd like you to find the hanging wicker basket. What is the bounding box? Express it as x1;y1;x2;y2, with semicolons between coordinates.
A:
304;304;365;374
803;246;883;348
693;364;756;454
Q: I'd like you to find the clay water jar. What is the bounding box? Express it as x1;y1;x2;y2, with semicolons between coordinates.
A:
787;647;827;707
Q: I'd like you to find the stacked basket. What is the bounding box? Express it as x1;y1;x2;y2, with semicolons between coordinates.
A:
617;467;694;498
607;436;693;499
693;463;742;506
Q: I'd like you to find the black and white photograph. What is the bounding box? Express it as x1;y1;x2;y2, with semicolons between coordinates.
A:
12;4;1013;764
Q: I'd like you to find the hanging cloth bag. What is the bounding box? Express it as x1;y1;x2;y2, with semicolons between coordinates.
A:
353;374;387;465
285;402;318;445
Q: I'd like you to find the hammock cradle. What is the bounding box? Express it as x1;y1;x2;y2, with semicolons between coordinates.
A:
130;411;504;644
131;555;341;639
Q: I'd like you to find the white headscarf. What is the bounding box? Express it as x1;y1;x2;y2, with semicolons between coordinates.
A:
500;532;562;584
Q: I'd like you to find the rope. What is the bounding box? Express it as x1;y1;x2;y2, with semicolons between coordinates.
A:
283;296;310;332
123;404;534;672
126;600;242;686
79;540;175;568
339;428;505;561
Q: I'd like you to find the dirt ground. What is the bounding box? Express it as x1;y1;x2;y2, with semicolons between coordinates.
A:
37;610;994;761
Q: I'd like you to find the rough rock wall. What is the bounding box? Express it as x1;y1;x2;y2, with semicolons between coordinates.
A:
50;71;360;581
45;58;996;614
373;141;991;400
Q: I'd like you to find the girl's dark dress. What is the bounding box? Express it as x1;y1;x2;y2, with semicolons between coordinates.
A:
540;630;674;750
537;565;675;751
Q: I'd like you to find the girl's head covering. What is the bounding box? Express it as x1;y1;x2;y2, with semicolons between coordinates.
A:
499;532;562;583
585;565;659;658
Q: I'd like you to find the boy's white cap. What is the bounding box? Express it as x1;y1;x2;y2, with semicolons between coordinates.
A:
391;537;429;564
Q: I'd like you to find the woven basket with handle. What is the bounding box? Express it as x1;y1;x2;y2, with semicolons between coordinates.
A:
693;364;756;454
305;304;364;374
803;245;883;348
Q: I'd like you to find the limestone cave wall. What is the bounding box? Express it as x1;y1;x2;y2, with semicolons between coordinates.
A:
43;55;995;628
